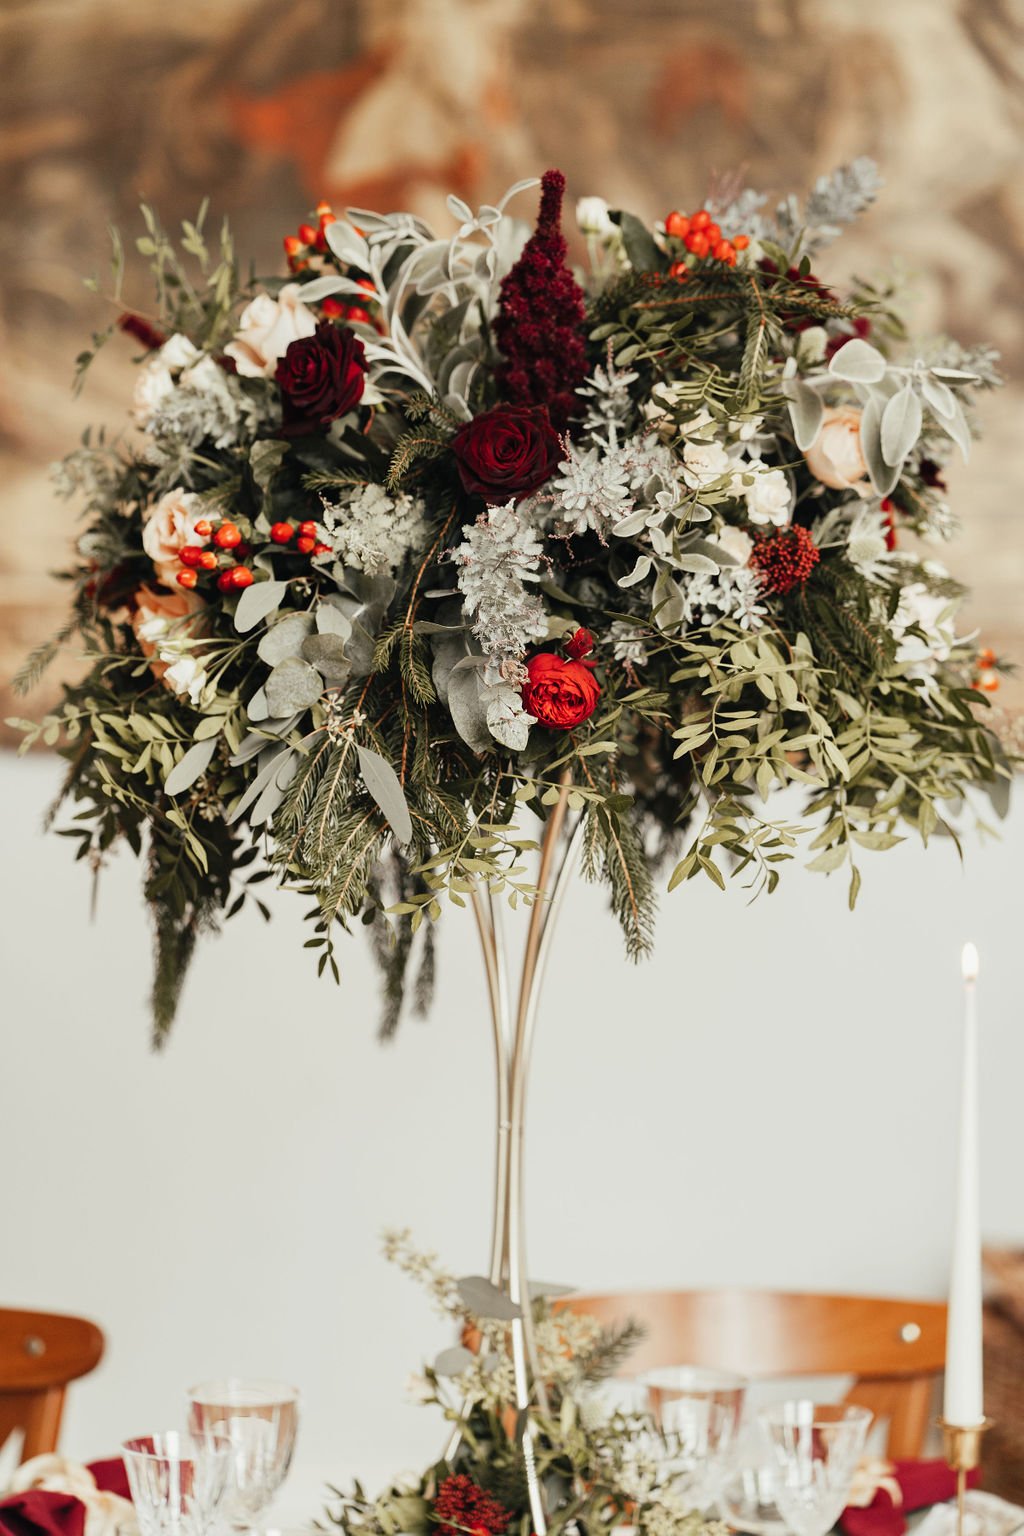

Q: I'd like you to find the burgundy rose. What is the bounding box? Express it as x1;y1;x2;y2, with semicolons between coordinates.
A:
451;405;561;504
275;320;367;435
522;652;600;731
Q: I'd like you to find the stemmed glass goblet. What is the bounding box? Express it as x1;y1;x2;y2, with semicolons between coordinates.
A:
187;1378;299;1532
759;1401;872;1536
638;1365;747;1513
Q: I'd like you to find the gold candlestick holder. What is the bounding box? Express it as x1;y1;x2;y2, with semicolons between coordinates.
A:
940;1419;992;1536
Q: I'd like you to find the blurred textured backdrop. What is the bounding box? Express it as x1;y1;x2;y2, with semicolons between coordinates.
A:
2;0;1022;731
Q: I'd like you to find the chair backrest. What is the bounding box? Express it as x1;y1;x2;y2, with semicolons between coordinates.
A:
562;1288;947;1457
0;1308;104;1460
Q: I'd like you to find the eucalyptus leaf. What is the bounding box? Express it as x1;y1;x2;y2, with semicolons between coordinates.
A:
456;1275;522;1320
164;737;217;796
265;657;324;716
315;604;352;639
229;716;303;765
828;337;887;383
227;745;294;825
234;579;288;634
249;440;287;492
356;743;413;844
246;686;269;722
250;749;300;826
257;613;315;665
302;633;351;683
433;1346;477;1377
880;382;923;466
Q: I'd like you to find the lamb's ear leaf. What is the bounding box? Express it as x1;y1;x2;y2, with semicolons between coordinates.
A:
860;395;901;495
785;379;825;451
880;382;923;467
356;743;413;846
165;737;218;796
828;337;887;383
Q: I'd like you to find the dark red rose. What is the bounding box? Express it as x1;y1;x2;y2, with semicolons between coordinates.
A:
275;320;367;435
451;405;561;504
566;626;594;660
523;652;600;730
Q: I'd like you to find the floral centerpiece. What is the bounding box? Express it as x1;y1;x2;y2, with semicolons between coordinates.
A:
11;160;1013;1535
12;161;1009;1039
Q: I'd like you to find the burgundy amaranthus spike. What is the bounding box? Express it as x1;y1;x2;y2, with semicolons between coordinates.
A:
118;312;167;352
494;168;588;431
433;1474;511;1536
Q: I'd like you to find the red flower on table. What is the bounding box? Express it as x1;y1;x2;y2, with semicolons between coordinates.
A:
451;405;562;504
523;645;600;731
275;320;367;435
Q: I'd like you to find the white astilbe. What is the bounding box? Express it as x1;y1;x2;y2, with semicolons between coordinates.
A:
451;501;547;663
550;444;632;536
608;620;650;668
577;358;639;449
318;483;425;575
146;361;273;489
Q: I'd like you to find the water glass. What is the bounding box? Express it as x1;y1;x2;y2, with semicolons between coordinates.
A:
121;1432;230;1536
638;1365;747;1512
187;1378;299;1529
759;1401;872;1536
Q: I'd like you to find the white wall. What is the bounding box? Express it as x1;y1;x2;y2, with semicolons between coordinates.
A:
3;754;1022;1516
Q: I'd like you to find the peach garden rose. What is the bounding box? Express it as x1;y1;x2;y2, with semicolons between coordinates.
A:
804;405;869;490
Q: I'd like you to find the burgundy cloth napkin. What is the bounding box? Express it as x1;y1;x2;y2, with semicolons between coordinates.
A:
85;1462;131;1502
0;1491;86;1536
840;1458;982;1536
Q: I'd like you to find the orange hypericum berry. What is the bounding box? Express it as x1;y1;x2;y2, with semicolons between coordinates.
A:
298;520;318;539
283;235;303;257
230;566;254;589
313;541;331;556
979;672;1000;692
685;231;710;257
690;209;711;231
668;260;689;280
197;550;218;571
217;570;235;593
978;647;996;668
193;519;213;539
298;223;317;245
315;201;333;218
178;546;203;569
356;277;376;293
665;210;690;239
320;298;345;319
213;522;242;550
177;569;198;589
270;522;295;544
705;222;722;244
343;305;372;326
733;234;750;251
296;535;316;554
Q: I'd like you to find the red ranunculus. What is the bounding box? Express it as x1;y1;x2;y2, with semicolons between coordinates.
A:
523;652;600;730
275;320;367;435
566;626;594;660
451;405;561;504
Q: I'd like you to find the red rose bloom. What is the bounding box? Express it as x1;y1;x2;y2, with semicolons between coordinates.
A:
523;652;600;730
451;405;561;504
276;320;367;435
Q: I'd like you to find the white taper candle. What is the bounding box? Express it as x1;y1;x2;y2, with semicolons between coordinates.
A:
943;940;984;1427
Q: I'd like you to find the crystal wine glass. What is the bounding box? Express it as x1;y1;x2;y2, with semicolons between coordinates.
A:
759;1401;872;1536
122;1432;230;1536
187;1379;299;1531
637;1365;747;1512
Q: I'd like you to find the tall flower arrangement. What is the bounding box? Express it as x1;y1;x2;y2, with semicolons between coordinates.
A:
11;164;1010;1040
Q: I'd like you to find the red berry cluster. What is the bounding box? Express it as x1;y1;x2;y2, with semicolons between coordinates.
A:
269;520;330;557
284;201;337;270
749;524;820;596
433;1475;511;1536
664;208;749;280
973;647;1000;694
175;520;254;593
494;168;588;431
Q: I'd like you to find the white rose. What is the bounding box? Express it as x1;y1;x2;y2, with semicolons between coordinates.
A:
889;582;958;678
131;583;202;682
712;525;753;565
160;333;200;370
131;359;174;427
742;463;792;526
224;283;317;378
797;326;828;366
141;488;207;586
577;196;614;237
680;437;732;489
163;654;209;706
804;406;869;490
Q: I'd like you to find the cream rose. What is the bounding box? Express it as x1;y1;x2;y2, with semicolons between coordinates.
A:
804;406;869;490
141;488;207;586
224;283;317;378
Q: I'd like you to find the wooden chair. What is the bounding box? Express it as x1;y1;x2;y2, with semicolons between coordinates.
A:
0;1308;105;1459
561;1289;947;1457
